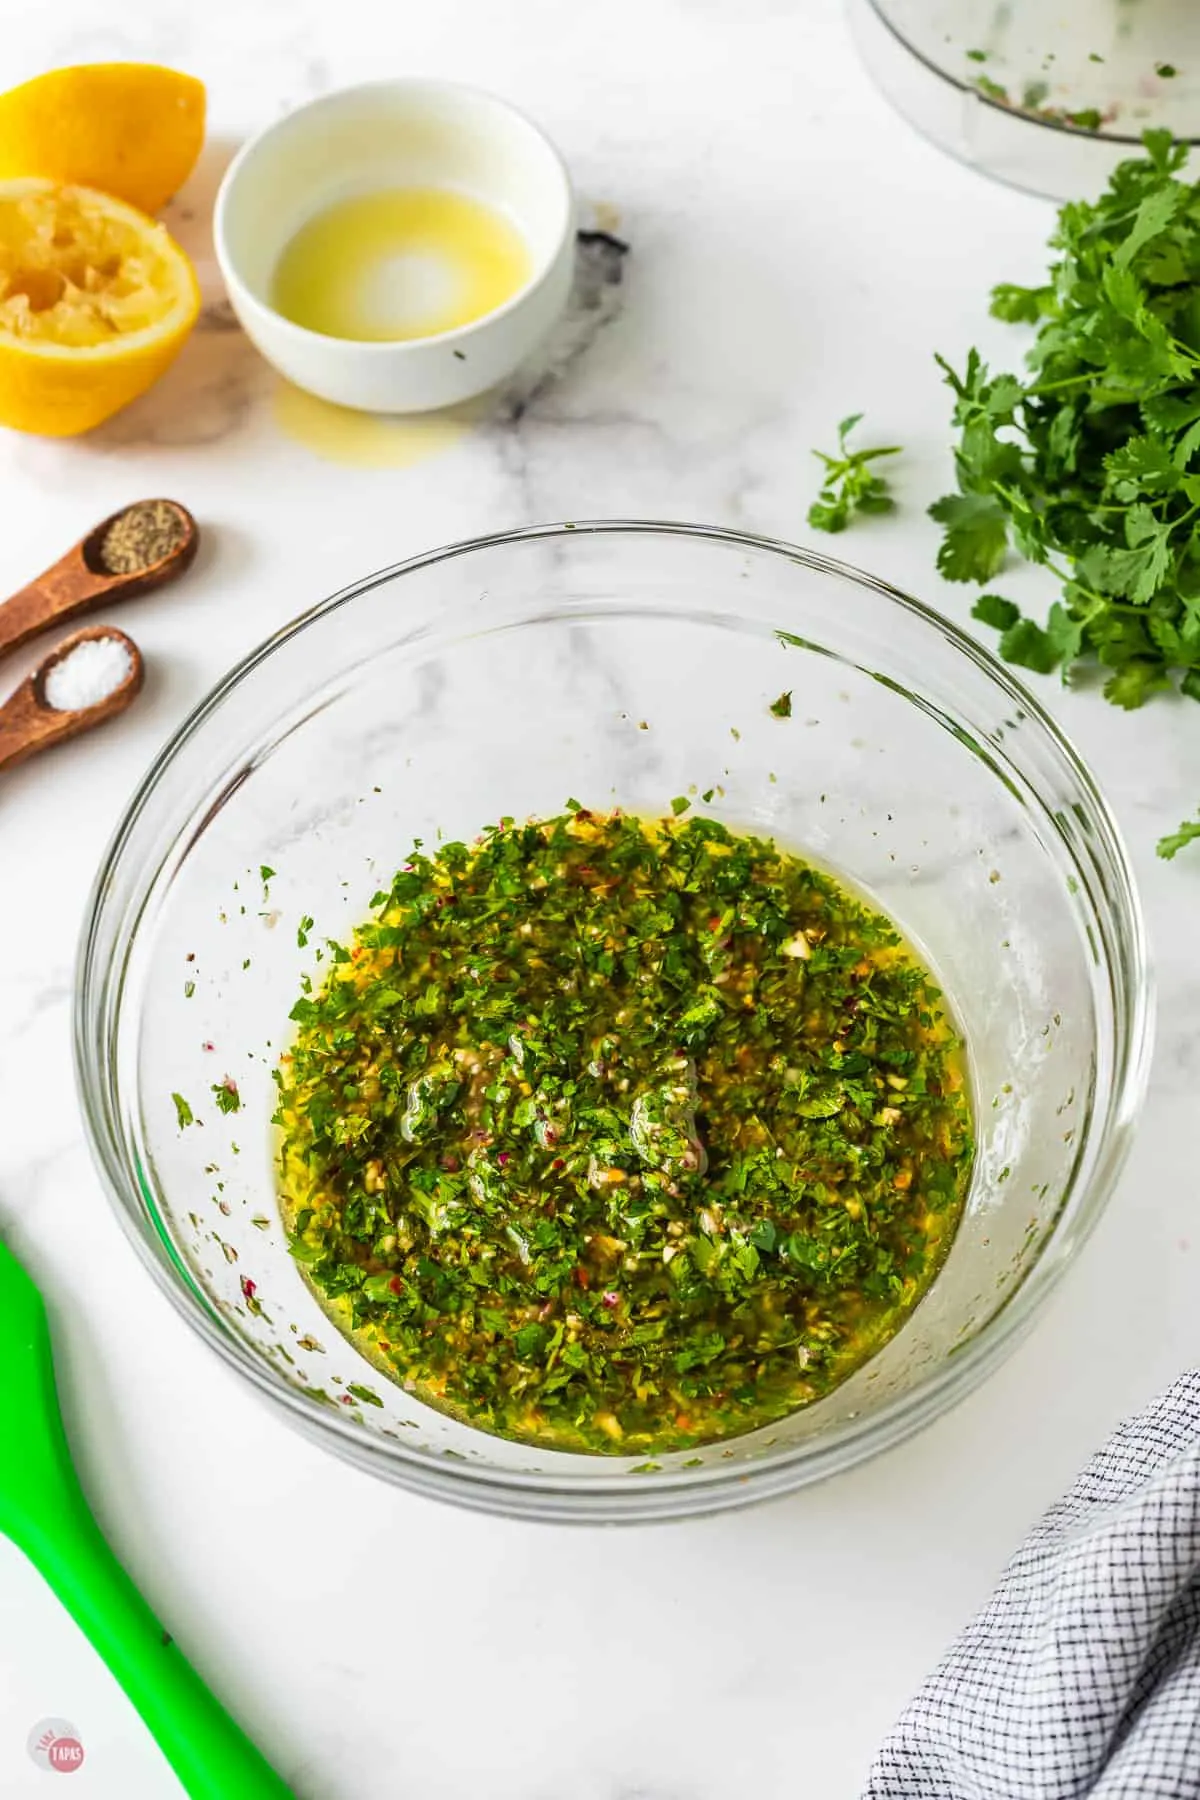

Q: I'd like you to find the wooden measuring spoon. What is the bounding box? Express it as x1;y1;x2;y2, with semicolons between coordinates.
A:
0;499;197;664
0;626;144;775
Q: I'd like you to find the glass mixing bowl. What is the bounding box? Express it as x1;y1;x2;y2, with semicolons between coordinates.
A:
76;523;1151;1523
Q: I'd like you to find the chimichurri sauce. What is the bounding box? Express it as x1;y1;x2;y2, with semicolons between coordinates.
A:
276;809;973;1455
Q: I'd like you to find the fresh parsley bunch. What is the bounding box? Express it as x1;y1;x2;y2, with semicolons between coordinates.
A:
932;130;1200;718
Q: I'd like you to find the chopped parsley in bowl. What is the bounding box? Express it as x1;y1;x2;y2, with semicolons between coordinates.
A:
277;807;972;1454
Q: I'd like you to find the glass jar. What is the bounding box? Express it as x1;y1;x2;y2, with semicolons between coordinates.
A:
853;0;1200;198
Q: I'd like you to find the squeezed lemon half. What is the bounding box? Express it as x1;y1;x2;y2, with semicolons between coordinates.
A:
0;180;200;435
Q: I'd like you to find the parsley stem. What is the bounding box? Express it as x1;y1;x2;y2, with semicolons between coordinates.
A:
1025;372;1098;396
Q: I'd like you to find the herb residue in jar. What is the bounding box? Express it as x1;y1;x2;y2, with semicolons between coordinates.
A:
275;809;973;1455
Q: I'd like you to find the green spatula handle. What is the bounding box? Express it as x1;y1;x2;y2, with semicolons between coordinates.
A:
20;1494;294;1798
1;1241;293;1798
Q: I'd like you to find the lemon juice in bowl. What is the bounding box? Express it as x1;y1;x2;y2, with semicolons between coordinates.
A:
270;187;532;343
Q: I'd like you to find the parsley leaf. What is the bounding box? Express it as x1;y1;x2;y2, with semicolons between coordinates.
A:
769;690;793;718
1158;813;1200;859
928;492;1009;582
971;593;1020;631
807;413;901;533
1102;662;1169;708
998;618;1061;674
990;283;1054;324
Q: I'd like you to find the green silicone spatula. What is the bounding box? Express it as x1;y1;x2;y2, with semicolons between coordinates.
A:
0;1235;294;1798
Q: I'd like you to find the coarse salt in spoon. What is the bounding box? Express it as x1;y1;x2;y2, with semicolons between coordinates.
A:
0;625;144;775
0;499;197;665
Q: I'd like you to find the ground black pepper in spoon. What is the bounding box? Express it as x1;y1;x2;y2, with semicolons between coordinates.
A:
0;499;198;663
93;499;191;575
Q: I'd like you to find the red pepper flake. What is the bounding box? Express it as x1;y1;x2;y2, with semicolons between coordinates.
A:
239;1276;264;1317
202;1041;215;1053
497;1151;511;1167
389;1275;403;1295
573;1265;590;1289
601;1290;620;1309
552;1157;566;1171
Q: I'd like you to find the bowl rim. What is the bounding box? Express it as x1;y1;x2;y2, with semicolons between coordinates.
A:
74;519;1154;1521
212;77;577;359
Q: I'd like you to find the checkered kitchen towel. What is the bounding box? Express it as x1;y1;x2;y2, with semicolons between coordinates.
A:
865;1372;1200;1799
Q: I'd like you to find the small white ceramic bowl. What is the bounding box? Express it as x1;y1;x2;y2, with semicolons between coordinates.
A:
214;80;575;413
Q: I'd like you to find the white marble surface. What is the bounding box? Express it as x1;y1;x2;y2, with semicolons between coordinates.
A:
1;1;1197;1795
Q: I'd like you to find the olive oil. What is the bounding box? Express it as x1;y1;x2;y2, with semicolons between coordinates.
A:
273;379;473;469
270;187;532;343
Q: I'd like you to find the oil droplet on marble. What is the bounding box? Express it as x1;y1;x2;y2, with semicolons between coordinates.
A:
272;380;477;470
